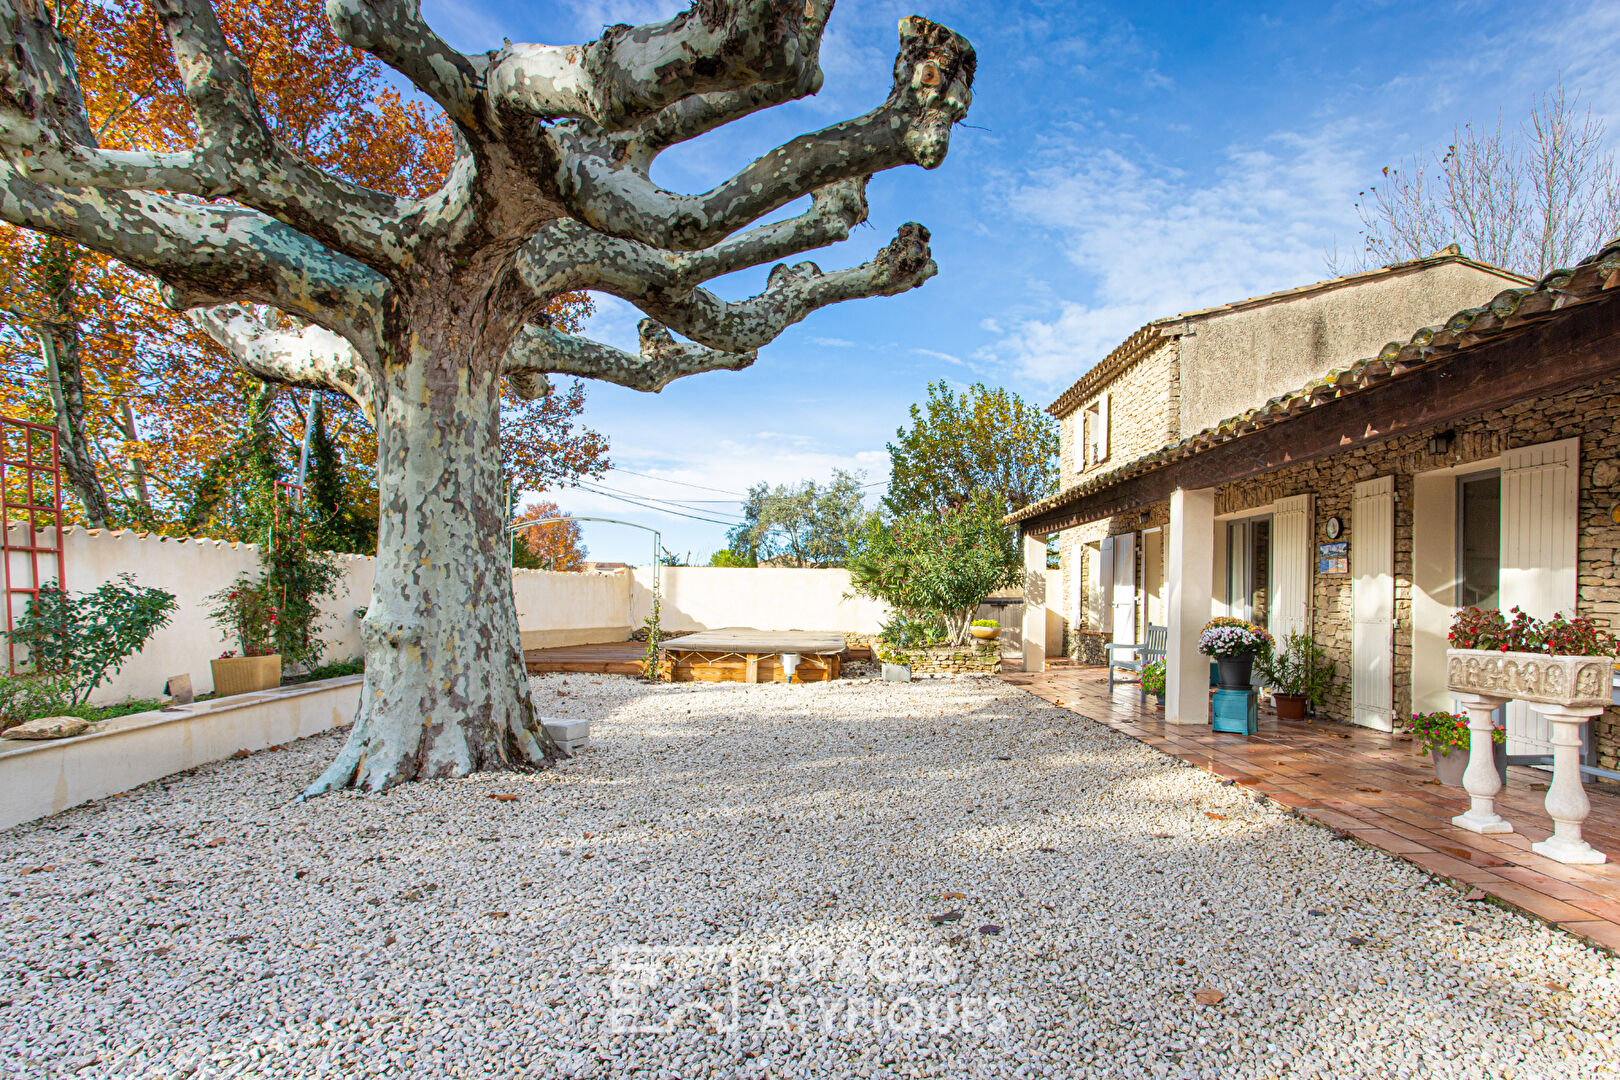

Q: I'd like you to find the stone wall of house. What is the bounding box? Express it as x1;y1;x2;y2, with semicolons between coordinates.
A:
1057;339;1180;488
1215;377;1620;768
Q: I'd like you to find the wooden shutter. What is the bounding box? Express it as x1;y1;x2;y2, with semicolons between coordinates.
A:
1111;532;1136;645
1096;536;1115;633
1500;437;1580;757
1098;393;1111;462
1271;494;1313;643
1352;476;1395;731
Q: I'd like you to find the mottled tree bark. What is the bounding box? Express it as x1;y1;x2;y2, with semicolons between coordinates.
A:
0;0;976;794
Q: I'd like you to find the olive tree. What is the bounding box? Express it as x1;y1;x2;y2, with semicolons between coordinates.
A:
0;0;974;793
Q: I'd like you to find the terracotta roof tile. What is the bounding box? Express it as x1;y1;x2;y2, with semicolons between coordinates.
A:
1008;240;1620;526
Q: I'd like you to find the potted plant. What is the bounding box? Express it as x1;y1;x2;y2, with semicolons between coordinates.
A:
1198;617;1273;690
1446;606;1614;708
1141;659;1166;706
1256;631;1337;720
205;578;283;696
876;643;913;683
969;618;1000;642
1408;709;1506;788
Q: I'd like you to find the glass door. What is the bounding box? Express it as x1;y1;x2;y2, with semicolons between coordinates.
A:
1226;517;1273;629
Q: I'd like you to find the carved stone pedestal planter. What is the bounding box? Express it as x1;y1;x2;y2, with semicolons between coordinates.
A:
1446;648;1611;862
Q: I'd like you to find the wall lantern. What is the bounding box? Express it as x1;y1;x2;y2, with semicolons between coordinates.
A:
1428;429;1456;455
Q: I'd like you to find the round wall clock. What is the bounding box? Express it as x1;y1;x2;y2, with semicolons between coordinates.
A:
1325;516;1344;540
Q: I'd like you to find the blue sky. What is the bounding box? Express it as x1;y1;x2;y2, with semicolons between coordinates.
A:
424;0;1620;563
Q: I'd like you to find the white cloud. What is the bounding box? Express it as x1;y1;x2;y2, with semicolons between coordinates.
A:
911;347;965;367
809;336;858;348
983;124;1372;387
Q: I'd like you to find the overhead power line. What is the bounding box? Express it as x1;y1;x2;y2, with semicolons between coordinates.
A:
574;483;740;527
605;466;745;497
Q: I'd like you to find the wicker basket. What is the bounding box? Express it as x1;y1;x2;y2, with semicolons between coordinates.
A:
210;654;282;697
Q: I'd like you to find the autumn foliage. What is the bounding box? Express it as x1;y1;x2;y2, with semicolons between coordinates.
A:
0;0;604;537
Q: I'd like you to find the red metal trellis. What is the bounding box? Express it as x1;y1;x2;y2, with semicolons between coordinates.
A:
2;418;66;675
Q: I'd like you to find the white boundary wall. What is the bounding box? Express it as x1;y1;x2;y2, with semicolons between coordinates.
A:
630;566;889;633
5;526;632;703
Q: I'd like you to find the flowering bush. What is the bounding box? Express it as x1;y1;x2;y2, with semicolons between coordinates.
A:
205;578;280;657
1449;606;1614;657
1197;617;1273;659
1141;659;1166;696
1406;710;1505;756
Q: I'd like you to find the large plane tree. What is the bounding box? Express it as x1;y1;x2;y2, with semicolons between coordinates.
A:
0;0;975;793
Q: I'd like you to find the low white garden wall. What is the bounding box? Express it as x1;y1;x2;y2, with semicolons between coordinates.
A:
0;674;361;830
630;566;890;634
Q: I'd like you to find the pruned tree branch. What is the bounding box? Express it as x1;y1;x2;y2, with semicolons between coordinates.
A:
189;304;379;422
503;319;755;393
0;0;418;270
515;176;870;297
548;16;974;250
0;166;390;356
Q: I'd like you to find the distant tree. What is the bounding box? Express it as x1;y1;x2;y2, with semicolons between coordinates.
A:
728;470;867;567
1343;81;1620;279
708;548;757;567
511;502;585;571
847;490;1020;646
305;395;375;554
884;381;1058;517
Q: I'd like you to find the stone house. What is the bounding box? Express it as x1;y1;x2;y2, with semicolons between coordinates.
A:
1009;242;1620;773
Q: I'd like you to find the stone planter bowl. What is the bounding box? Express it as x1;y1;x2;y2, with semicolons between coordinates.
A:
969;625;1000;642
1445;648;1612;708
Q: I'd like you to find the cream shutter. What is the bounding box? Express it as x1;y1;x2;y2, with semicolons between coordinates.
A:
1111;532;1136;646
1098;393;1111;462
1271;494;1313;643
1352;476;1395;731
1097;536;1115;633
1500;437;1580;757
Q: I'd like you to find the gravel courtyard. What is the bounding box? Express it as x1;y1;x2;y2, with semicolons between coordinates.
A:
3;674;1618;1079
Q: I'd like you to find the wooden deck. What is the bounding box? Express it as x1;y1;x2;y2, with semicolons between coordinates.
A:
524;634;872;679
524;640;644;676
1002;660;1620;954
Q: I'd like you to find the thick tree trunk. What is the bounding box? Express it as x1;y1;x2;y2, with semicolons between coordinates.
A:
305;343;553;795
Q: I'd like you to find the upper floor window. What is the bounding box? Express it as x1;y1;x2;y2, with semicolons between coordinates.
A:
1083;393;1111;468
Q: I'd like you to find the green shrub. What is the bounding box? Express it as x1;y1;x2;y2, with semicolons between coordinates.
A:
971;618;1000;628
301;656;364;681
1141;660;1166;697
1256;631;1337;705
848;492;1022;646
5;575;178;706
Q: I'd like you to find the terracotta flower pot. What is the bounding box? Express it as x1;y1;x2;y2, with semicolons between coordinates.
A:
1272;693;1308;721
211;654;282;697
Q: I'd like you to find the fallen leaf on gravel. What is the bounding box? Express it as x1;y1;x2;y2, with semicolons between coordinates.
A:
206;838;225;847
486;911;510;919
1193;988;1225;1006
979;924;1002;935
488;794;519;802
384;935;396;946
1462;889;1488;902
941;892;966;900
1345;935;1367;946
1037;846;1058;853
930;910;964;925
1547;980;1569;992
224;935;252;944
230;750;250;760
1203;812;1227;821
148;947;172;957
21;866;52;874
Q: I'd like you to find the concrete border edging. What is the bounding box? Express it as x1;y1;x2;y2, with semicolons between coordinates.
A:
0;675;362;831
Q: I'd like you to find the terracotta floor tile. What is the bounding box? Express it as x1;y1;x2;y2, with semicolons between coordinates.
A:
1001;662;1620;955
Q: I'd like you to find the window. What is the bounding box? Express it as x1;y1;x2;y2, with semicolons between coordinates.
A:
1226;516;1272;630
1458;471;1501;610
1083;393;1110;467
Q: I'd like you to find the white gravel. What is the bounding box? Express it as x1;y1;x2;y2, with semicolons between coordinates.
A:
3;672;1618;1079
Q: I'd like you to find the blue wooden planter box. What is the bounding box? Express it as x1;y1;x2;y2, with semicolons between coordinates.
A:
1211;688;1258;735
